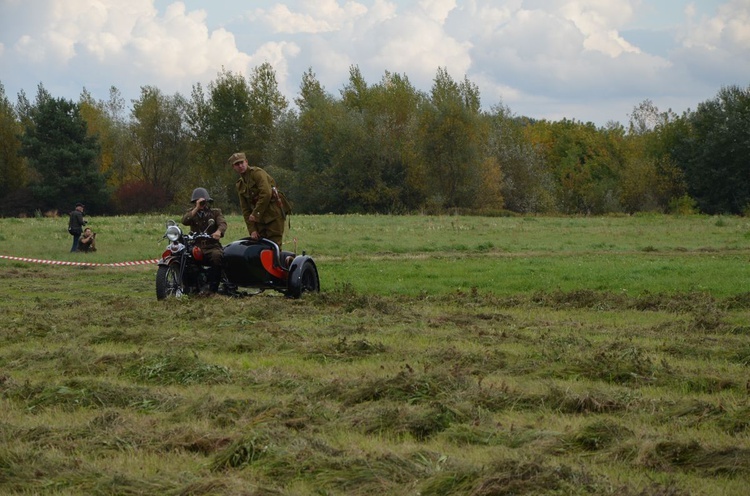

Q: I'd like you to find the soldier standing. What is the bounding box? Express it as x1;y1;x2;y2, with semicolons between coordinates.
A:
229;152;290;248
68;202;86;252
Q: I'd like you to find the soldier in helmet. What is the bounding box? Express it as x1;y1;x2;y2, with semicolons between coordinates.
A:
229;152;291;248
182;187;227;293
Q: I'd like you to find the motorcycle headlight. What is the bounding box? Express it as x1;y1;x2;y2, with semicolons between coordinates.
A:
165;225;182;242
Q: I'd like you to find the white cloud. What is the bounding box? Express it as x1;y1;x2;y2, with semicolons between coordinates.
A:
681;0;750;52
248;0;369;34
558;2;641;56
2;0;255;97
418;0;457;23
0;0;747;125
444;0;684;116
366;11;472;82
246;0;471;94
669;0;750;89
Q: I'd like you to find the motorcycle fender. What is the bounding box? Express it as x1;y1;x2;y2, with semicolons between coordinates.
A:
158;255;179;267
287;255;316;286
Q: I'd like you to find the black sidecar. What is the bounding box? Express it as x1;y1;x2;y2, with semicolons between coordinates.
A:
222;237;320;298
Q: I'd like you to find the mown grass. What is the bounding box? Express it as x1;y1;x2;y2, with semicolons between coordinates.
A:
0;214;749;495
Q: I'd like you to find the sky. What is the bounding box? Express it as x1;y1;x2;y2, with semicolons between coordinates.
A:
1;0;748;126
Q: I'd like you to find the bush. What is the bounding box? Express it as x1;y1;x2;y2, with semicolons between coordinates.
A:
114;181;172;214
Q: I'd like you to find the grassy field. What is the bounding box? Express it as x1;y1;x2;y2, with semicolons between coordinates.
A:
1;213;749;495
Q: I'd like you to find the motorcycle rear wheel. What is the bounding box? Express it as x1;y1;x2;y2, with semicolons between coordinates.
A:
156;263;184;300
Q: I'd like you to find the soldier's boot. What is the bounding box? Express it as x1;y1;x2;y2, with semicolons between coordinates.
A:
207;267;222;293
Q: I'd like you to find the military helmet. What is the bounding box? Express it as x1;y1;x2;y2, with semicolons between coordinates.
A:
190;187;213;203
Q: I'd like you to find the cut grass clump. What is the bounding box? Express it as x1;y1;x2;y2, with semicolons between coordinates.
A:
426;346;507;376
532;289;629;310
86;328;152;346
306;336;388;363
543;386;635;414
0;446;98;494
641;441;750;476
2;378;180;412
175;395;260;426
342;402;458;440
312;451;435;493
124;350;231;386
717;406;750;434
570;342;660;385
439;423;553;448
210;432;272;471
564;419;634;452
323;366;473;406
421;459;601;495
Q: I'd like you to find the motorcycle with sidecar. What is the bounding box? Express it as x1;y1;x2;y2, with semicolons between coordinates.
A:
155;220;320;300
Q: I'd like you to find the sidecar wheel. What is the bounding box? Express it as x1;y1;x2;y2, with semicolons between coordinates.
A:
156;263;184;300
287;259;320;298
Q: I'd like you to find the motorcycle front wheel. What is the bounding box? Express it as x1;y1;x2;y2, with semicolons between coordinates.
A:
156;263;184;300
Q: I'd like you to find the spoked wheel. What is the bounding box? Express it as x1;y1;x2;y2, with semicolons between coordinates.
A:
156;263;184;300
287;259;320;298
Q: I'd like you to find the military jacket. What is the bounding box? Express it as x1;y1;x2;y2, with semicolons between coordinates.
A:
236;167;284;228
181;207;227;243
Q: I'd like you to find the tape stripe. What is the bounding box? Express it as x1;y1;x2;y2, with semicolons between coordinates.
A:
0;254;159;267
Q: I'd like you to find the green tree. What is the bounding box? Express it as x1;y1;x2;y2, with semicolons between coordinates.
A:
265;108;300;194
292;68;341;213
419;68;492;210
338;67;427;212
78;86;133;188
247;62;288;166
186;68;253;205
0;82;29;215
676;85;750;214
129;86;189;208
526;119;625;214
487;107;554;213
621;100;687;213
79;86;132;190
20;84;108;213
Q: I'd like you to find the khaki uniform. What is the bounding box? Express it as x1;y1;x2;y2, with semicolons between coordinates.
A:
78;232;97;252
181;207;227;267
235;166;290;247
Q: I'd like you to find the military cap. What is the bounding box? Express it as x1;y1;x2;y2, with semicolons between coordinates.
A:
228;152;246;166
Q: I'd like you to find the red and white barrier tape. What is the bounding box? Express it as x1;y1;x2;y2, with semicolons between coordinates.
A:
0;254;159;267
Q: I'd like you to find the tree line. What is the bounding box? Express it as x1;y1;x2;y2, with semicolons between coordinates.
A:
1;64;748;217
